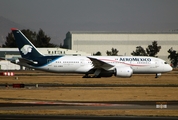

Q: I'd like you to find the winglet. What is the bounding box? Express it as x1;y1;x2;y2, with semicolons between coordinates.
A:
11;28;18;31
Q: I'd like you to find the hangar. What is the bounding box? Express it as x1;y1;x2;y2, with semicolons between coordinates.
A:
63;31;178;62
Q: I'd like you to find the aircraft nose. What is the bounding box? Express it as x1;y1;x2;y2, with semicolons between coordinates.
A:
167;65;173;72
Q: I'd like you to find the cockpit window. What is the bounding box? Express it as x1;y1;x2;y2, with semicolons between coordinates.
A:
164;62;167;64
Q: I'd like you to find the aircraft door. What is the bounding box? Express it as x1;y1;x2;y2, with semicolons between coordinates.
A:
47;59;52;64
80;59;85;66
155;60;159;68
47;59;52;69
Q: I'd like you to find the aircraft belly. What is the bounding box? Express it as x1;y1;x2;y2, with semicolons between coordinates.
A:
132;66;162;73
76;65;92;73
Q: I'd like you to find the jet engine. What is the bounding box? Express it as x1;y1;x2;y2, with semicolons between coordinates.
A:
114;67;133;78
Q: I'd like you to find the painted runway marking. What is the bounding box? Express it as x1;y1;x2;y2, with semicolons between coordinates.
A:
18;101;134;107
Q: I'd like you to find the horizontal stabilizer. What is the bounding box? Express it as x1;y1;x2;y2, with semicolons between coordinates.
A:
18;58;38;65
0;57;5;60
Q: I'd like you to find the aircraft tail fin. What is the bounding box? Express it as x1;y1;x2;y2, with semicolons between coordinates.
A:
11;28;43;60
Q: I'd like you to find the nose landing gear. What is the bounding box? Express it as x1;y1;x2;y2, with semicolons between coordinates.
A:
155;73;161;78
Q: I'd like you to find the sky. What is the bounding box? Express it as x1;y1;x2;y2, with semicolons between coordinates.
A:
1;0;178;45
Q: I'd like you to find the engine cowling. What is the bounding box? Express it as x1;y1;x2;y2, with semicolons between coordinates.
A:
114;67;133;78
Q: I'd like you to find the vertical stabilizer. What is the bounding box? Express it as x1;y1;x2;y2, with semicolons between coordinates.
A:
11;28;43;60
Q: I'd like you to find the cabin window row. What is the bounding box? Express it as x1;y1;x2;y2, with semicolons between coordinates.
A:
56;61;80;63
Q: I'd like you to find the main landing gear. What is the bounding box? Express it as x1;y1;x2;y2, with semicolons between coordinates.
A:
82;74;91;78
83;69;102;78
82;74;101;78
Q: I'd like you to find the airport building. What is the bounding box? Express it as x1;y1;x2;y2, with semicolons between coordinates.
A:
64;31;178;62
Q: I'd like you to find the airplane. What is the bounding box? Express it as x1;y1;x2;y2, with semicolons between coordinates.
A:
10;28;172;78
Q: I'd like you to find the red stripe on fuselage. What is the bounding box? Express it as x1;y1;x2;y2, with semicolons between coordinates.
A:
99;59;150;67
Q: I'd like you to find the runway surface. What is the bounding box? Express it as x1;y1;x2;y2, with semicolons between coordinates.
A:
0;101;178;120
0;101;178;110
0;115;178;120
1;83;178;87
0;72;178;119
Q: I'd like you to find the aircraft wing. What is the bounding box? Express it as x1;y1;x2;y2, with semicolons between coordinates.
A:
87;57;114;69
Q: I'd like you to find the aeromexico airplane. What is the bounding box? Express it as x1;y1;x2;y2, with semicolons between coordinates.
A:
11;28;172;78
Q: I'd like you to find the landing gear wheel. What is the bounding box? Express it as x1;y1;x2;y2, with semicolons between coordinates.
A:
82;74;91;78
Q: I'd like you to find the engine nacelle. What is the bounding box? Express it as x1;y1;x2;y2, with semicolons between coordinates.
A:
114;67;133;78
